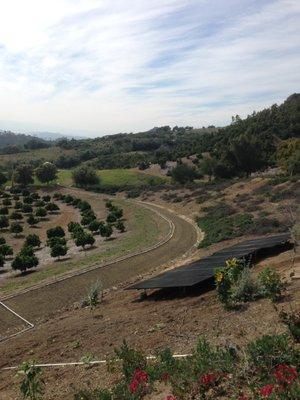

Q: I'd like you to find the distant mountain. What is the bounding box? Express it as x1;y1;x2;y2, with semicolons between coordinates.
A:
30;131;85;141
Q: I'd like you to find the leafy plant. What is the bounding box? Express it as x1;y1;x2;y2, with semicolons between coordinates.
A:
18;361;45;400
258;267;285;302
81;280;103;309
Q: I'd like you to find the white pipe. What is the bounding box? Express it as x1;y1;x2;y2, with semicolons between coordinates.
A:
2;354;193;371
0;301;34;343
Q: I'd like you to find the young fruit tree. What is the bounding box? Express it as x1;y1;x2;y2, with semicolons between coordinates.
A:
25;234;41;249
11;253;39;274
50;244;68;260
10;222;23;237
75;232;95;249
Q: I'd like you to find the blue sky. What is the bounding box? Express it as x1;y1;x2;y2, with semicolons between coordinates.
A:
0;0;299;137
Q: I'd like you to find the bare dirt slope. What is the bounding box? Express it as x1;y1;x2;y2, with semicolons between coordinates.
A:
0;251;298;399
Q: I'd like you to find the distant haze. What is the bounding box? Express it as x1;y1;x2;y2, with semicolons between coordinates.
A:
0;0;299;137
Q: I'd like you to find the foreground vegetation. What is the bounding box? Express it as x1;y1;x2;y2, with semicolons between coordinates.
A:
18;332;299;400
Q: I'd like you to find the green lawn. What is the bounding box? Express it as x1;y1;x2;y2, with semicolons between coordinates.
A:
58;168;168;187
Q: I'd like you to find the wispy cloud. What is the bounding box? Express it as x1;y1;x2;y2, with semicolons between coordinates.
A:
0;0;299;135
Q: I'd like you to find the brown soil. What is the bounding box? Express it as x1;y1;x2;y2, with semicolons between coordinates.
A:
0;251;298;399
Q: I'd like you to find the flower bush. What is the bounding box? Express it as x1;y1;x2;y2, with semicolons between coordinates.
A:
258;267;285;302
70;334;299;400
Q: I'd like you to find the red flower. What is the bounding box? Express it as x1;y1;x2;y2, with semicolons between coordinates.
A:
129;369;149;393
161;372;170;382
129;378;139;394
200;373;217;387
133;368;149;383
274;364;298;385
260;384;275;397
238;395;249;400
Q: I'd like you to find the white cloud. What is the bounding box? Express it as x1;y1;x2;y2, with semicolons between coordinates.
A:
0;0;299;136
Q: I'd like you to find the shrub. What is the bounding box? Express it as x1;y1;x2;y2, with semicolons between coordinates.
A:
12;253;38;273
35;207;47;218
75;232;95;249
72;166;100;187
27;214;38;227
10;222;23;237
0;215;9;230
279;310;300;343
10;211;23;221
215;258;244;308
115;220;125;233
81;281;103;309
22;204;33;214
17;361;45;400
0;236;6;245
0;244;13;258
45;202;60;213
46;226;65;239
25;234;41;249
88;220;104;234
232;267;261;302
258;267;285;301
0;207;9;215
50;244;67;260
246;334;298;378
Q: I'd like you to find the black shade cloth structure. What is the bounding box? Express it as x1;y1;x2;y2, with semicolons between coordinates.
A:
128;232;291;290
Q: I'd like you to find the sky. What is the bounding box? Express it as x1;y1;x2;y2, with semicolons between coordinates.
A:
0;0;299;137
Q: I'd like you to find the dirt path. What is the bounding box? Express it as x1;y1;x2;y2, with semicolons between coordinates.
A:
0;201;198;331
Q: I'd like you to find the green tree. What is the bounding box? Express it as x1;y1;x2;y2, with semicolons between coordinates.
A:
35;207;47;218
10;211;23;221
45;203;60;213
100;224;113;240
115;220;125;233
88;220;103;234
25;234;41;249
0;171;7;186
199;155;217;181
10;222;23;237
0;215;9;230
50;244;67;260
171;163;199;184
0;254;4;268
75;232;95;249
12;253;38;274
27;214;38;227
14;165;34;186
46;226;65;239
277;138;300;176
0;244;13;258
35;162;57;184
0;236;6;245
72;166;100;187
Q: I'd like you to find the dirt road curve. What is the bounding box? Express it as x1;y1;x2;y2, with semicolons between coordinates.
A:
1;202;198;327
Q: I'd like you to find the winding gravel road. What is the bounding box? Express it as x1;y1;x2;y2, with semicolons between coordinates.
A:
0;201;198;330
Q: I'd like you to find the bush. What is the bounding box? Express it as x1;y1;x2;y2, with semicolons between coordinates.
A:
232;267;261;302
46;226;65;239
246;334;298;377
81;281;103;309
25;234;41;249
10;222;23;237
35;207;47;218
27;214;38;227
198;204;253;247
72;166;100;187
280;310;300;343
0;244;13;258
258;267;285;301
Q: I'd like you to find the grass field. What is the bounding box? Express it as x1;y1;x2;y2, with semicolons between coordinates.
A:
58;168;169;187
